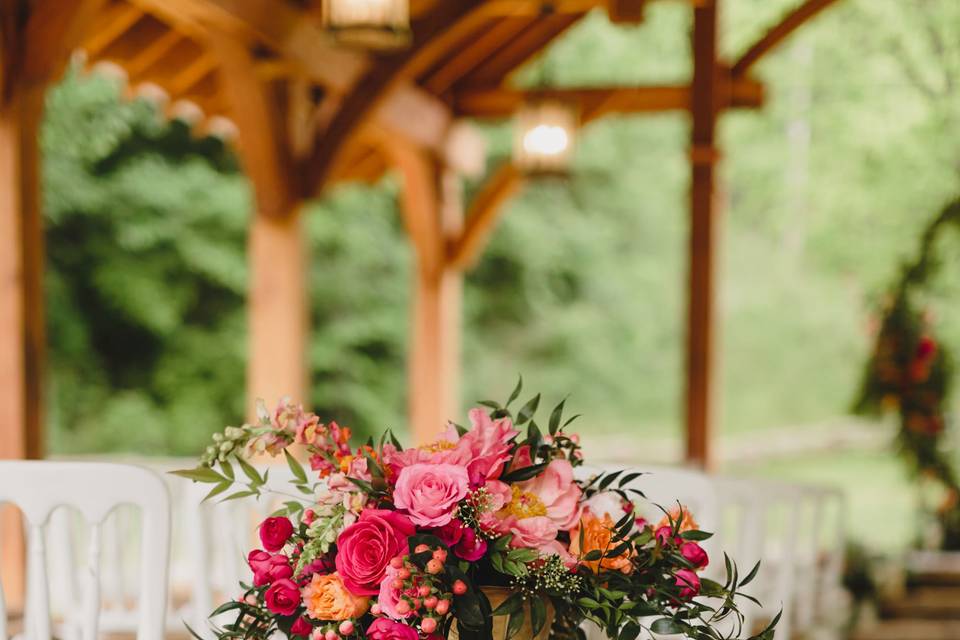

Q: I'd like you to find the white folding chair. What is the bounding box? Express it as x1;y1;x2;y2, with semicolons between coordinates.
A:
0;461;170;640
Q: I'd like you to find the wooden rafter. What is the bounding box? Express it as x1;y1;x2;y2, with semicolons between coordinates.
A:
302;0;489;196
209;32;298;214
448;163;523;270
455;80;763;118
732;0;841;76
423;17;530;95
460;14;584;87
82;2;144;58
124;28;181;79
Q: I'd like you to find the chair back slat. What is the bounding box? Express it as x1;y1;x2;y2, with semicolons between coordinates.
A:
0;461;170;640
81;523;103;640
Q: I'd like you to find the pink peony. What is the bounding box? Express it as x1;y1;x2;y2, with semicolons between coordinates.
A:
675;569;701;599
458;409;518;484
366;618;419;640
260;517;294;552
680;542;709;569
264;578;301;616
335;509;414;596
394;463;469;528
490;459;582;549
248;550;293;586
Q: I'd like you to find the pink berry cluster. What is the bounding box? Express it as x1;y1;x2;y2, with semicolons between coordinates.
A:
310;619;356;640
369;543;467;635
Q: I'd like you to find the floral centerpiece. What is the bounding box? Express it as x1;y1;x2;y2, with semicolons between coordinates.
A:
175;382;776;640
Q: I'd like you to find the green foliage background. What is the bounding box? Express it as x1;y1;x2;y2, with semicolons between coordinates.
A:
43;0;960;489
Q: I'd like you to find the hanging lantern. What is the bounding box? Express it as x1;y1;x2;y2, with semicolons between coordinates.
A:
322;0;411;50
513;99;578;176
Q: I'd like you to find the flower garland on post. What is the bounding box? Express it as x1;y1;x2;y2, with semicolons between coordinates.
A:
854;198;960;550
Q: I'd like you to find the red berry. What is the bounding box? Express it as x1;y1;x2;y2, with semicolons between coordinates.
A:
390;556;404;569
396;600;411;615
435;599;450;615
432;549;447;562
418;585;431;597
415;544;430;553
398;567;411;580
421;618;438;634
426;559;443;574
424;596;438;609
338;621;354;635
453;580;468;595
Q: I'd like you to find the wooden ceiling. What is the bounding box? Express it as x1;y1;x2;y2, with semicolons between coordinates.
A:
74;0;705;196
68;0;836;205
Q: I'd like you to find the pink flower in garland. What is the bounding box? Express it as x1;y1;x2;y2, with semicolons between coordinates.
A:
264;578;301;616
259;517;294;552
675;569;701;599
489;459;582;549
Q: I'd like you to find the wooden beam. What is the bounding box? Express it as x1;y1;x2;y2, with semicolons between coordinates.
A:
22;0;110;85
448;163;524;270
209;32;300;213
124;29;182;79
455;80;763;119
81;3;145;58
684;0;720;471
0;79;45;617
387;143;463;444
246;211;309;419
424;17;530;95
732;0;841;76
462;14;583;87
607;0;647;23
302;0;489;195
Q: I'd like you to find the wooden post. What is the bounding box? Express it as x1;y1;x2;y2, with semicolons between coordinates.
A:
685;0;721;470
390;141;463;445
247;210;309;417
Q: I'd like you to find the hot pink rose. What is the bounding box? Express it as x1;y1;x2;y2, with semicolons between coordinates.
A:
394;463;469;527
491;459;582;548
290;617;313;637
335;509;415;596
680;542;709;569
458;409;518;483
675;569;701;599
265;578;301;616
366;618;419;640
431;520;488;561
248;550;293;586
260;516;294;552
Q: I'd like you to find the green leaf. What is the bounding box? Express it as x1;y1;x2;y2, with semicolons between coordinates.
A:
506;375;523;408
583;550;603;561
236;457;264;487
491;592;524;616
222;490;258;501
501;461;549;482
516;394;541;425
478;400;502;411
680;530;713;541
618;622;642;640
598;471;623;491
530;597;547;638
617;471;643;488
220;460;235;480
169;467;225;484
577;598;600;609
203;481;232;502
346;476;376;494
388;429;403;451
650;619;682;635
505;609;525;640
454;592;485;629
284;450;308;484
548;398;566;435
740;560;761;587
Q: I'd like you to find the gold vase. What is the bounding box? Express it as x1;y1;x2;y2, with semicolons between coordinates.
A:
449;587;554;640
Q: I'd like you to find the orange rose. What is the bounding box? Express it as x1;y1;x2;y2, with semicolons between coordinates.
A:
302;572;369;621
656;505;698;534
570;511;634;575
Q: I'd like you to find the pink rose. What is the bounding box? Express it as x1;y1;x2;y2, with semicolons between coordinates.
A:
458;409;518;483
290;617;313;637
265;578;301;616
656;526;679;546
491;459;582;548
248;550;293;586
680;542;709;569
260;516;294;552
366;618;419;640
377;565;413;620
394;463;469;528
336;509;414;596
675;568;701;599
